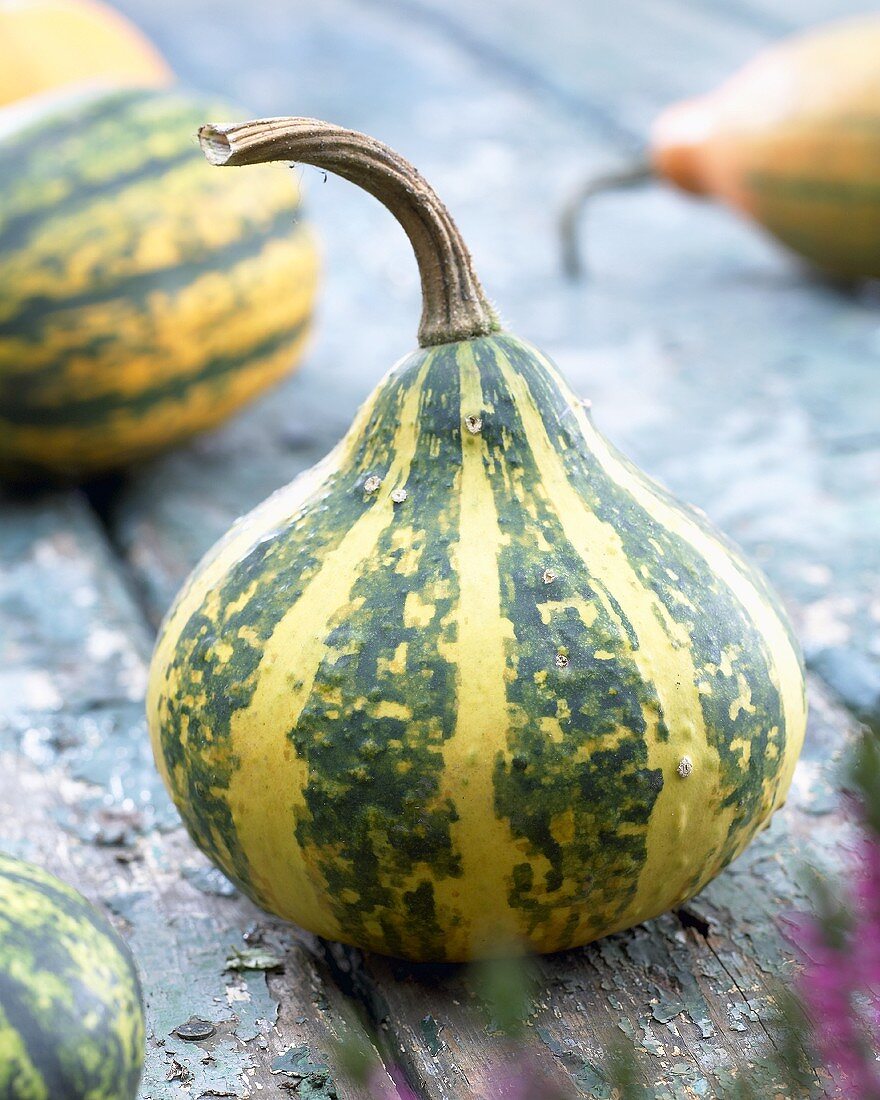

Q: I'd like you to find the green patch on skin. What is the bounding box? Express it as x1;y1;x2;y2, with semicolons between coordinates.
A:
0;145;194;259
292;345;464;959
0;90;261;237
0;854;143;1100
154;356;422;899
501;334;798;870
747;171;880;204
0;90;148;192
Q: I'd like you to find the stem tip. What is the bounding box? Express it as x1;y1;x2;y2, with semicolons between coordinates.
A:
198;124;233;166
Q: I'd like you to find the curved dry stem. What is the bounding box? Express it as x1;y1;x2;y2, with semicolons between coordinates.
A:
199;117;500;347
559;162;653;280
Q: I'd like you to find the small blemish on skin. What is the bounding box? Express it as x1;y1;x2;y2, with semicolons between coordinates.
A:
363;475;381;494
464;415;483;435
542;569;557;585
677;756;693;778
390;488;408;504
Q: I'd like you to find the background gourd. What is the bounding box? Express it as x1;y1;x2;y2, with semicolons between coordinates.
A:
147;117;807;963
0;4;319;481
563;15;880;279
0;852;144;1099
0;0;171;106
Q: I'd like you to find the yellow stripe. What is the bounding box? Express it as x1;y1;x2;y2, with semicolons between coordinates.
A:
198;357;432;939
433;342;523;958
498;346;735;935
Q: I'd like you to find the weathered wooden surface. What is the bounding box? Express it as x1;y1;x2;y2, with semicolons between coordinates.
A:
1;0;877;1096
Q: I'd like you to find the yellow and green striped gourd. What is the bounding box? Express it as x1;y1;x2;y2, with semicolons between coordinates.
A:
0;853;144;1098
0;86;318;480
148;118;807;962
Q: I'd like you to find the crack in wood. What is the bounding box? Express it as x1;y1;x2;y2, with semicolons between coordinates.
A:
675;905;712;939
81;475;161;633
317;941;435;1100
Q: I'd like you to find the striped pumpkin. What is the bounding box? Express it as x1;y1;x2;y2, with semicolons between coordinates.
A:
0;853;144;1098
148;119;807;962
0;0;171;108
651;15;880;277
0;87;318;480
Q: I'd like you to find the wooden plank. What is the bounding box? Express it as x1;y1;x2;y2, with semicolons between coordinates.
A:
0;491;385;1099
3;0;874;1096
348;0;879;139
352;0;776;137
684;0;877;33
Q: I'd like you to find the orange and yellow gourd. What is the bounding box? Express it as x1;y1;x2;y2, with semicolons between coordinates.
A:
565;17;880;280
651;16;880;277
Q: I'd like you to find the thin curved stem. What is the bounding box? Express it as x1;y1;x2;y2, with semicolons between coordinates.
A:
559;162;653;280
200;117;500;347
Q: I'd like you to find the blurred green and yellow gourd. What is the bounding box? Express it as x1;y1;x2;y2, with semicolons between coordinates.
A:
0;0;319;480
0;852;144;1099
